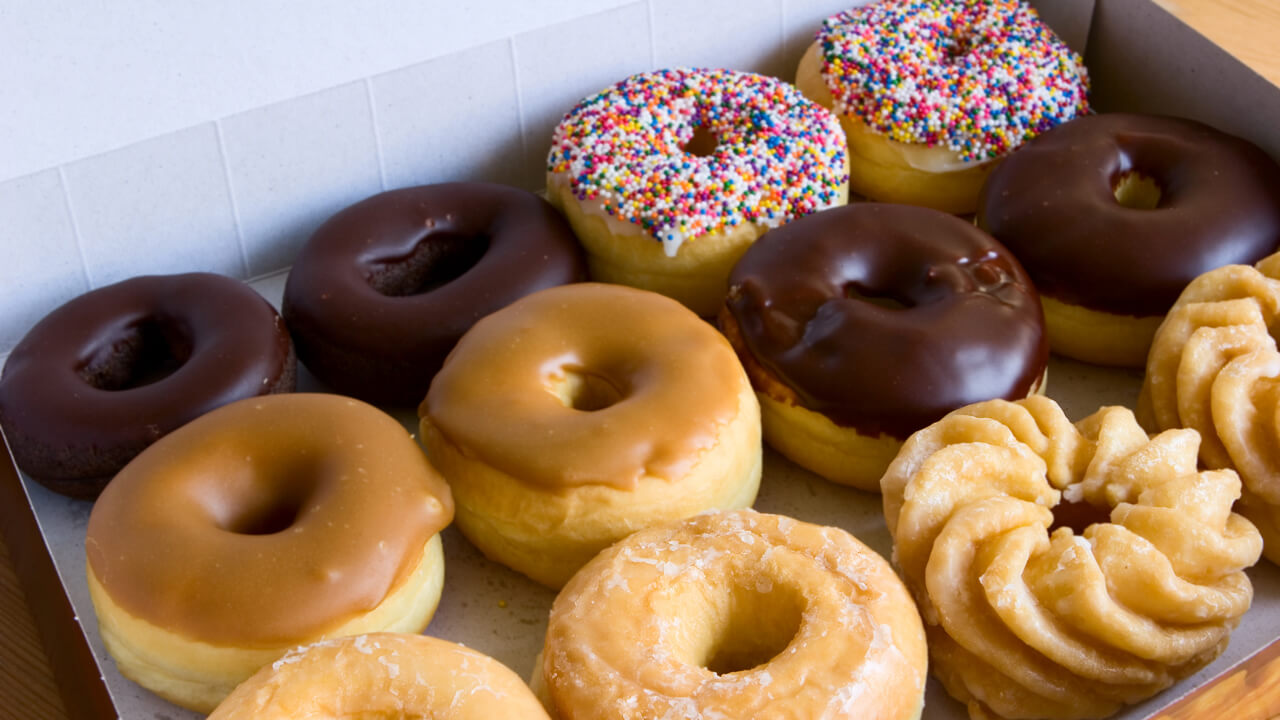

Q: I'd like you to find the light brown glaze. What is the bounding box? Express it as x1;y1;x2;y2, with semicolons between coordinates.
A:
421;283;743;490
85;393;453;646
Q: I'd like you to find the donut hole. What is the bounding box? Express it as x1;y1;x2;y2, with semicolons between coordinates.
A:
1112;171;1162;210
683;125;720;158
79;316;193;391
549;368;626;411
214;475;314;536
1049;498;1113;535
845;282;913;311
660;578;804;675
366;231;490;297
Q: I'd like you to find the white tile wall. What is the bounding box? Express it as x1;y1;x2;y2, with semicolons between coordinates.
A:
0;170;87;350
372;40;525;191
513;2;654;189
61;124;245;287
651;0;786;78
221;82;382;277
13;0;1071;354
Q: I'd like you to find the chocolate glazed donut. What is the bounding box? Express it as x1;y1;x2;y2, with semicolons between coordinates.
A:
283;183;586;406
0;273;296;498
978;113;1280;316
724;203;1047;439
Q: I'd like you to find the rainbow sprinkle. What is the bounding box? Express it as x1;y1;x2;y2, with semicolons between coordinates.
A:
818;0;1089;162
548;69;848;256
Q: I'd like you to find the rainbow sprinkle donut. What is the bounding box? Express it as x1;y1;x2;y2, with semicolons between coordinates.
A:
795;0;1088;213
547;68;848;316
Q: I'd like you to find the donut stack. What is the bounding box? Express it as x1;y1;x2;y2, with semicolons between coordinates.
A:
0;1;1277;719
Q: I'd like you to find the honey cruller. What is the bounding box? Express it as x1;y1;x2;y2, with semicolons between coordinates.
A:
881;396;1262;720
1139;252;1280;563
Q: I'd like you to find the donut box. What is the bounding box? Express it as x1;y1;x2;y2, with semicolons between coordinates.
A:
3;1;1280;718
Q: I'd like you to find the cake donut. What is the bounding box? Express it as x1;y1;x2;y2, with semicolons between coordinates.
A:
720;202;1047;491
1138;253;1280;564
283;182;585;406
547;68;848;317
881;396;1262;720
0;272;295;498
419;283;761;588
208;634;550;719
795;0;1089;213
534;509;928;720
980;113;1280;367
85;393;454;712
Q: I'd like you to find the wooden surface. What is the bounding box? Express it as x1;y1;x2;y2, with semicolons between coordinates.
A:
1;2;1280;719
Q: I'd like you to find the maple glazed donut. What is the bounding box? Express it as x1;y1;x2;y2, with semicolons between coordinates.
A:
85;393;454;713
535;509;928;720
720;202;1047;491
795;0;1089;213
881;396;1262;720
283;182;585;406
980;113;1280;367
547;68;848;317
420;283;761;588
1139;253;1280;564
208;634;550;720
0;272;295;498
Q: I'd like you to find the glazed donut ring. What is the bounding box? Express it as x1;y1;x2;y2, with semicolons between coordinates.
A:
721;202;1047;490
208;633;550;719
0;272;295;497
421;283;761;588
283;182;585;405
547;68;848;316
86;393;454;712
535;509;928;720
881;396;1262;719
980;113;1280;366
795;0;1089;213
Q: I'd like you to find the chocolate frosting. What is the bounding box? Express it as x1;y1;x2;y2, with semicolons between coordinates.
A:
978;113;1280;316
283;182;586;406
0;273;295;497
725;203;1047;439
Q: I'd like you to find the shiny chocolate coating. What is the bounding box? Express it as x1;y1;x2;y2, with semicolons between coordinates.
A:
725;203;1047;440
283;182;586;406
0;273;296;497
978;113;1280;316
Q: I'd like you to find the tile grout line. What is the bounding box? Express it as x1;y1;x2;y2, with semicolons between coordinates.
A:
55;166;94;290
364;78;389;192
779;0;788;64
646;0;658;69
213;121;252;278
508;37;532;188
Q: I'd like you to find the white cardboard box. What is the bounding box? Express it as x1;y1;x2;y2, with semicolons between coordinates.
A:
4;0;1280;717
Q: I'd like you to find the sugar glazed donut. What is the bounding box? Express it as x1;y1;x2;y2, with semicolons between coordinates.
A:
208;634;550;719
881;396;1262;720
0;273;295;498
420;283;761;588
721;203;1047;490
547;68;848;316
535;509;928;720
795;0;1089;213
980;113;1280;367
1139;253;1280;564
85;394;454;712
283;182;585;406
